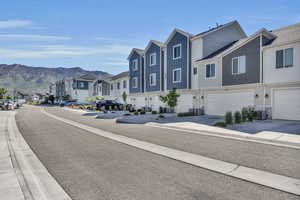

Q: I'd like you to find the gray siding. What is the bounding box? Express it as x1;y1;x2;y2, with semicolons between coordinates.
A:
145;43;161;92
222;36;261;86
203;24;244;58
166;32;189;90
129;52;143;93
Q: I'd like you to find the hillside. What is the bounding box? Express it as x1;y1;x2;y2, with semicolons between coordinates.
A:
0;64;111;92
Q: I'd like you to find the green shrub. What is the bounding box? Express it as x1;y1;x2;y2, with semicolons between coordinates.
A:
225;111;233;124
151;110;158;114
158;114;165;118
214;122;227;127
234;111;242;123
247;107;256;121
134;111;139;115
140;110;146;115
241;107;248;122
137;109;142;112
177;112;193;117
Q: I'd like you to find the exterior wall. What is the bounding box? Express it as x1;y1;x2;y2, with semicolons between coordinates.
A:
145;43;161;92
263;41;300;84
202;24;244;58
222;36;261;86
109;76;129;103
197;58;222;89
166;32;189;90
129;52;143;93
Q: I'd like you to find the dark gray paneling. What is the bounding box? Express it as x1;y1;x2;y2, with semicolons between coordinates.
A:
222;36;261;86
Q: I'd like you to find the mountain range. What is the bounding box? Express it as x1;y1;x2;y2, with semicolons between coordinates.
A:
0;64;111;93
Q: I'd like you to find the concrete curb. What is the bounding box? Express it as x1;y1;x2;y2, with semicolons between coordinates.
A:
42;108;300;196
8;111;72;200
146;123;300;150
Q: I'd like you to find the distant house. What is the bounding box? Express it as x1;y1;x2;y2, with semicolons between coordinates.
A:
55;74;97;103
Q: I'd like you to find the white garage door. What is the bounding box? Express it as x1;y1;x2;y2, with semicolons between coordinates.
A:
273;88;300;120
206;91;254;116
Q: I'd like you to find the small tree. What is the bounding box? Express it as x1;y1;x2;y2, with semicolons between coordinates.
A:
0;88;7;99
6;95;12;100
159;88;180;112
234;111;242;124
122;91;127;104
63;95;71;101
48;95;55;104
225;111;233;124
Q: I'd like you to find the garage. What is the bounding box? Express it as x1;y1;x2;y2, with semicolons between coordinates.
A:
206;90;254;116
272;88;300;120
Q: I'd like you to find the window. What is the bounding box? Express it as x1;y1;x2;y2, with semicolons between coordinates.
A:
110;84;113;90
232;56;246;75
206;64;216;78
193;67;197;75
117;82;120;90
132;59;138;71
123;80;127;88
149;73;156;86
276;48;293;68
132;77;138;88
173;68;181;83
79;82;85;88
173;44;181;59
150;53;156;66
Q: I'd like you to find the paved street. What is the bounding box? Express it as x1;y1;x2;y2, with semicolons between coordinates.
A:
15;105;300;200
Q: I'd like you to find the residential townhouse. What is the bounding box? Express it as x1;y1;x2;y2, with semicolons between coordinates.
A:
93;71;129;103
127;21;300;120
55;74;96;103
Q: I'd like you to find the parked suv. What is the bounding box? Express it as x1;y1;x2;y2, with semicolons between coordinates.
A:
96;100;123;110
0;100;14;110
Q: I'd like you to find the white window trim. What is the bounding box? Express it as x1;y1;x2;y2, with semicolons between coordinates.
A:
149;73;156;86
232;56;246;75
173;44;182;60
132;77;138;88
173;68;182;83
132;59;138;71
205;63;216;79
149;53;156;66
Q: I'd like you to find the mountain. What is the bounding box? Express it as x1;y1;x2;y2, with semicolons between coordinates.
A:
0;64;112;93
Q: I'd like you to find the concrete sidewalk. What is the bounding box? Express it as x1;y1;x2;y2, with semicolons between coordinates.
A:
0;111;71;200
147;122;300;147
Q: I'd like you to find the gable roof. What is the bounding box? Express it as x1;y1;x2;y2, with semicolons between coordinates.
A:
265;22;300;47
144;40;165;53
191;20;247;41
127;48;144;60
196;40;238;62
165;28;193;44
111;71;129;80
76;74;97;81
195;28;276;63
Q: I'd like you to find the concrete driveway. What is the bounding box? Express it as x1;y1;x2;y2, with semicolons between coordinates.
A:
227;119;300;135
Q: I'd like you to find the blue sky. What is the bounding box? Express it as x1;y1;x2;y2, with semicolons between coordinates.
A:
0;0;299;75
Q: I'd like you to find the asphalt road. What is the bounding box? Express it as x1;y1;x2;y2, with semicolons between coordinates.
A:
15;105;300;200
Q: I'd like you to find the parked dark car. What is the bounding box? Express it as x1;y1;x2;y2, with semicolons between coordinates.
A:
96;100;123;110
59;100;77;107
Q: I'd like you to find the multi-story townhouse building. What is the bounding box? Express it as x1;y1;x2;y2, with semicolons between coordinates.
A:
262;23;300;120
93;71;129;103
193;23;300;120
128;20;246;112
109;71;129;103
55;74;96;103
93;79;111;97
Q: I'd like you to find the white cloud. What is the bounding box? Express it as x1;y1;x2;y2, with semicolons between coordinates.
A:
0;20;33;28
95;37;120;41
0;44;132;59
0;34;72;41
